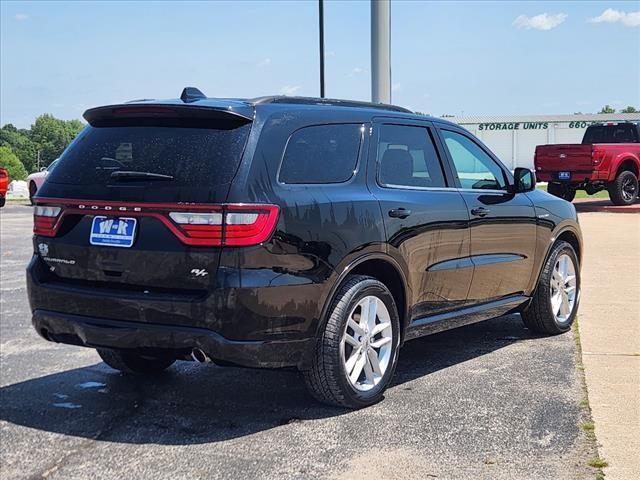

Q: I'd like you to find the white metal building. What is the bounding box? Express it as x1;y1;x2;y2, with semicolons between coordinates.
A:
449;113;640;170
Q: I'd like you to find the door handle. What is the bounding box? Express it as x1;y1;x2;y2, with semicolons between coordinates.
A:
388;208;412;219
471;207;490;217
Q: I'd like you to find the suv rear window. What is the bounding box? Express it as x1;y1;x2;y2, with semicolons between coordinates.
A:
46;121;251;201
279;124;362;184
582;124;639;144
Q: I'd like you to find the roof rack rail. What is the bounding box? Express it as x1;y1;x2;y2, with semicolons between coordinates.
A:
251;96;413;113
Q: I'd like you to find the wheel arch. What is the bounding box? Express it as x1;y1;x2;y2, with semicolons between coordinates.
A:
319;253;410;343
614;156;639;178
528;223;582;296
555;229;582;264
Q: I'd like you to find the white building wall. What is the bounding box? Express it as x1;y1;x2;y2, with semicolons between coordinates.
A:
450;114;640;171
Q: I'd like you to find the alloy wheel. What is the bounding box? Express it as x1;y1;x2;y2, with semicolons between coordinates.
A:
550;253;577;324
621;176;637;202
341;295;393;392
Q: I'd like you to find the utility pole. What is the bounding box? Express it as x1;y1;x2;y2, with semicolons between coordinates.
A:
319;0;325;98
371;0;391;104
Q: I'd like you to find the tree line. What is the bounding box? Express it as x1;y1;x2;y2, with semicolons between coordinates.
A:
0;114;84;181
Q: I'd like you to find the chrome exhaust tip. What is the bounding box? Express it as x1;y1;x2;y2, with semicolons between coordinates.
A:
191;348;212;363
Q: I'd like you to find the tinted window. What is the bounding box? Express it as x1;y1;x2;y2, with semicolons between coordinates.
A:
279;124;362;184
441;129;507;190
377;124;446;188
582;124;639;144
46;121;251;201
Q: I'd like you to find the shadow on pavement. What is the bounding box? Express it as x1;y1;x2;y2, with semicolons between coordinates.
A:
0;314;540;445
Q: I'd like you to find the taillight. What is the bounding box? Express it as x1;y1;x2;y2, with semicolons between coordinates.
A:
592;149;606;166
33;206;62;236
32;200;279;247
168;204;279;246
169;211;223;243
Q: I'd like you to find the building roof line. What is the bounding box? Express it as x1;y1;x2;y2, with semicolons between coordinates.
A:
448;113;640;124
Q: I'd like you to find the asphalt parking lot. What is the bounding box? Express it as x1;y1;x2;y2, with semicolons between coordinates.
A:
0;204;597;480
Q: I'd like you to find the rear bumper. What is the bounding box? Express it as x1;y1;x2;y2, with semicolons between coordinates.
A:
32;309;315;369
27;255;321;369
536;170;608;184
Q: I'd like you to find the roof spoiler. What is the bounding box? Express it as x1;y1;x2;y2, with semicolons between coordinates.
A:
83;103;253;125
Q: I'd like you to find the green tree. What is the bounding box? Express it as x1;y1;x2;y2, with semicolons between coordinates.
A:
599;105;616;114
0;125;39;173
0;145;28;180
29;114;84;167
621;106;638;113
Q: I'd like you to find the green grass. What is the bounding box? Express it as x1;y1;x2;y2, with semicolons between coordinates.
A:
537;184;609;199
581;422;595;432
588;458;609;469
581;422;597;441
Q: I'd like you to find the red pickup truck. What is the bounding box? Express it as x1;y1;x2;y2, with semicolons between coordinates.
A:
0;168;9;207
535;122;640;205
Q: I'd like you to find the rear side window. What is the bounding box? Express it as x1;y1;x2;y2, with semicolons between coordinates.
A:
377;124;447;188
46;121;251;200
582;124;639;144
279;124;362;184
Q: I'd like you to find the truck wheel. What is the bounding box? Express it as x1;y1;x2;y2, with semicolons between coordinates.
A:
547;182;576;202
97;348;176;375
0;196;5;208
303;275;401;409
608;170;638;206
521;241;580;335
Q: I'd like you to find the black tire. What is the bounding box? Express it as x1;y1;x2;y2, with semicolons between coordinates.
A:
0;196;5;208
608;170;638;206
547;182;576;202
521;241;580;335
97;348;176;375
29;182;37;205
303;275;401;409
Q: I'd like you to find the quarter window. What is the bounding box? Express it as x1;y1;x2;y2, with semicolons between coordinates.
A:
377;124;447;188
441;129;507;190
279;124;362;184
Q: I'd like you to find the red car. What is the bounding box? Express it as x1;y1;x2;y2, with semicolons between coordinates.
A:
535;122;640;205
0;168;9;207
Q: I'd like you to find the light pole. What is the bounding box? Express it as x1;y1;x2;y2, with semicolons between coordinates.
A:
319;0;325;98
371;0;391;104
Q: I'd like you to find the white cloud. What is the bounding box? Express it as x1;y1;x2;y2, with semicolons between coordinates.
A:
279;85;301;96
257;58;271;67
513;12;567;31
392;83;401;92
14;13;29;21
325;51;335;58
588;9;640;27
348;67;364;77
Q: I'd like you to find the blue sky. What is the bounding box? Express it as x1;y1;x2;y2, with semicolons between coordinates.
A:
1;0;639;127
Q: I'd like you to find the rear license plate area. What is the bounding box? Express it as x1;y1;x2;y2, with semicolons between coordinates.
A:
90;216;137;248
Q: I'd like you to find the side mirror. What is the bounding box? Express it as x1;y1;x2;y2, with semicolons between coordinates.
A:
513;167;536;193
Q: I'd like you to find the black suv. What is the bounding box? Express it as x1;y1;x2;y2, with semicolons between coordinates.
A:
28;88;582;408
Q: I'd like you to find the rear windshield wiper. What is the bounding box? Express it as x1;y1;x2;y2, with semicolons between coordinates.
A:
110;171;174;181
